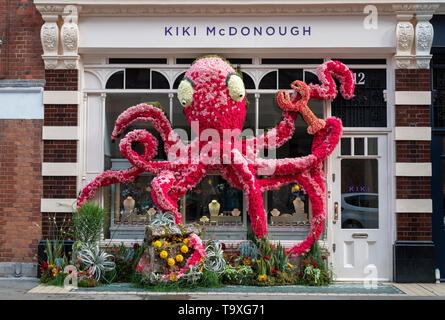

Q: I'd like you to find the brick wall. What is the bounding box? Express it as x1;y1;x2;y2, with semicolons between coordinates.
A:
0;120;42;263
0;1;44;266
0;0;44;80
44;70;79;91
396;141;430;162
395;69;430;91
43;141;77;162
395;69;432;242
44;105;78;126
397;213;432;241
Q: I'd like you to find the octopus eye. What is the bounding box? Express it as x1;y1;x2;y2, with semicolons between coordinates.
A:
226;73;245;102
177;78;194;108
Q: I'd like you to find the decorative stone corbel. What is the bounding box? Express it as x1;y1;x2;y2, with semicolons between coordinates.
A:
36;4;80;70
38;6;63;69
61;5;80;69
395;13;415;69
415;14;434;69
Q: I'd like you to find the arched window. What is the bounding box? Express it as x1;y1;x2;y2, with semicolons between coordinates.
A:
105;71;124;89
151;71;170;89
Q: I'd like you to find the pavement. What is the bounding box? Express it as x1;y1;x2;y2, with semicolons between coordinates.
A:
1;278;445;300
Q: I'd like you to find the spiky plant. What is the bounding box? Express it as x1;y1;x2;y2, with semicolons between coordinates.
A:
77;244;115;281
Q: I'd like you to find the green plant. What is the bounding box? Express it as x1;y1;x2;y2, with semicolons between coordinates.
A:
298;241;333;286
272;242;292;273
221;265;254;285
72;202;107;245
239;241;258;260
77;243;115;281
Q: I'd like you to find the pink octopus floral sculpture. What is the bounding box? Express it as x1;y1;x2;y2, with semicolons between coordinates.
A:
77;56;355;257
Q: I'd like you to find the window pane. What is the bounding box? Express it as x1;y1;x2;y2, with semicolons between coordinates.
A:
111;175;156;226
172;98;191;142
173;72;186;89
151;71;170;89
105;93;169;162
332;69;387;127
341;159;379;229
242;72;255;90
278;69;303;89
242;94;256;133
126;68;150;89
258;95;323;158
184;176;244;227
106;71;124;89
259;71;277;89
341;138;351;155
354;137;365;155
368;137;378;155
267;184;310;228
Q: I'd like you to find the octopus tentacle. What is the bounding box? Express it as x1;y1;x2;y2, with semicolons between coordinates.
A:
77;166;143;207
230;149;267;237
151;164;207;224
112;103;187;156
253;117;342;177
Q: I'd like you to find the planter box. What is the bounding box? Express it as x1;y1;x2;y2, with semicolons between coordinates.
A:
393;241;435;283
37;240;74;278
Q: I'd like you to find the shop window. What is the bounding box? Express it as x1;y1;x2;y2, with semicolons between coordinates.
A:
110;175;156;226
332;68;387;127
183;175;244;229
105;71;124;89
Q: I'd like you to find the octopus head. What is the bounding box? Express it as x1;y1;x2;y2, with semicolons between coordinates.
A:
177;56;247;136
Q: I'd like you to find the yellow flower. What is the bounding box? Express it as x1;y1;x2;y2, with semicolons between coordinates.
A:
153;240;162;248
200;265;203;272
180;245;189;254
170;273;177;281
176;254;184;262
183;238;189;244
258;274;267;281
287;263;294;268
167;258;175;267
160;250;168;259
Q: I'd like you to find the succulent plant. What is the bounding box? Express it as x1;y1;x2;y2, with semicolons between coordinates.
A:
203;240;226;274
239;241;258;260
77;244;116;281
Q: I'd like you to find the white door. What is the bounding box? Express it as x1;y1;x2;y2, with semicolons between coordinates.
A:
329;135;390;281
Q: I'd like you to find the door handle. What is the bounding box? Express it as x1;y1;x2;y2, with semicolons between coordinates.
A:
333;202;339;224
352;233;368;239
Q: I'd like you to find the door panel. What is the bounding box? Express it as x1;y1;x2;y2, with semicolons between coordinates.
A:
330;136;390;281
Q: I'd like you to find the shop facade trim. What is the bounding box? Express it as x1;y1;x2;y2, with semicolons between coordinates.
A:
43;90;80;104
395;127;431;141
40;198;77;213
395;91;432;105
42;126;79;140
395;199;433;213
42;162;78;176
395;162;432;176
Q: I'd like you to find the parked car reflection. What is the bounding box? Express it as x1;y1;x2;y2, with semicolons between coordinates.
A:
341;193;378;229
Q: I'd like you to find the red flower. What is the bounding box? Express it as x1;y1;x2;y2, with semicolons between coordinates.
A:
263;256;270;260
299;271;303;277
221;243;226;251
313;262;318;269
321;255;327;260
133;243;140;250
42;261;48;269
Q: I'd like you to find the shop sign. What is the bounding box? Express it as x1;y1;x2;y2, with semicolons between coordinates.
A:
80;16;396;49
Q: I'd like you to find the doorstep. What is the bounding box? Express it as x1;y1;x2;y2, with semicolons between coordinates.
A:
26;282;413;296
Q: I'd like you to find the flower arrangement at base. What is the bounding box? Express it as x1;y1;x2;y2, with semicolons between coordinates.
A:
135;220;207;284
297;241;333;286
